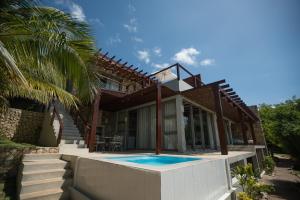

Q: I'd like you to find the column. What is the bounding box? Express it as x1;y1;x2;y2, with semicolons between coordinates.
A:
199;108;205;149
189;105;195;149
228;122;233;145
89;88;101;152
212;85;228;155
156;83;162;154
176;95;186;152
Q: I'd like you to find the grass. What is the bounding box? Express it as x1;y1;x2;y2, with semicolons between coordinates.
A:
0;136;35;149
0;136;34;200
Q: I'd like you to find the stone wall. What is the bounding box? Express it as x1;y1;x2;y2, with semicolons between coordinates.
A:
0;108;45;144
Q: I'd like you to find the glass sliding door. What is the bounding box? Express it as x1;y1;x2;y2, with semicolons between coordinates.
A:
202;110;211;148
128;110;137;149
193;108;202;147
184;104;193;149
163;100;177;150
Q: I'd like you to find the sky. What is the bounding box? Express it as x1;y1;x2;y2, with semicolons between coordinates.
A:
45;0;300;105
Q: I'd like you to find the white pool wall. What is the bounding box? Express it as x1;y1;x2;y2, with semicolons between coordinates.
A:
73;157;230;200
160;158;229;200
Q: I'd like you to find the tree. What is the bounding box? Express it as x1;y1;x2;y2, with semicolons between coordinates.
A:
0;0;98;111
259;97;300;159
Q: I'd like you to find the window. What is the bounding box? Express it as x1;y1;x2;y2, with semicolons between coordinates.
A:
100;77;120;91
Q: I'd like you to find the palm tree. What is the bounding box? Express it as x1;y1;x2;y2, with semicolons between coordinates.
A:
0;0;97;111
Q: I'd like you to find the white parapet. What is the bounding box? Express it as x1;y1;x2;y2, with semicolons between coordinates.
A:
72;155;231;200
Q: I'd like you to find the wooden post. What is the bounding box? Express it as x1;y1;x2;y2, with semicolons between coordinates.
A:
156;83;162;154
250;122;257;145
212;85;228;155
239;111;248;145
193;76;197;88
89;88;101;152
176;64;180;80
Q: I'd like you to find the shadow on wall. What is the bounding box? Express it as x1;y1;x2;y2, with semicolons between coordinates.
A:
38;111;57;147
12;110;42;144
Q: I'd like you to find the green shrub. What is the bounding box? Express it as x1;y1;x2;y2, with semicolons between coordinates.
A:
0;136;35;149
263;156;275;175
237;192;252;200
233;164;274;200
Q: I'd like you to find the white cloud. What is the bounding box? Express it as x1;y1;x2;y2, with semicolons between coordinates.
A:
153;47;162;56
108;34;121;45
137;50;150;64
152;63;170;69
70;2;86;21
89;18;103;26
132;36;143;43
128;3;136;13
200;58;215;66
123;18;138;32
54;0;86;22
173;47;200;65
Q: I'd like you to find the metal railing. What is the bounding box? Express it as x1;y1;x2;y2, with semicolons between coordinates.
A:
50;104;64;145
69;108;91;147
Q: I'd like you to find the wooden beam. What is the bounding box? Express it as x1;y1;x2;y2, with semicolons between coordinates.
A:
121;62;128;67
205;79;226;87
220;84;230;89
109;56;116;62
102;52;108;58
225;88;233;92
230;95;239;99
233;97;241;101
156;83;162;155
89;88;101;152
227;92;236;96
212;85;228;155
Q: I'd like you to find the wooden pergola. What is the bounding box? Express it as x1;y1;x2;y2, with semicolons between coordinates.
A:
87;60;259;155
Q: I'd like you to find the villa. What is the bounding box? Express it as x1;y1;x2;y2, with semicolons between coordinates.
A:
4;51;268;200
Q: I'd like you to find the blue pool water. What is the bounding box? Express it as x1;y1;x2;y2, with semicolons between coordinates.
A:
105;155;201;166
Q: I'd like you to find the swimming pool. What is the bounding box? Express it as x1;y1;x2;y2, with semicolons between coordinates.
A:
105;155;201;166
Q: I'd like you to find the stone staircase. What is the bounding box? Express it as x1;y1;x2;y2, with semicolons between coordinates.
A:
18;154;72;200
55;104;89;155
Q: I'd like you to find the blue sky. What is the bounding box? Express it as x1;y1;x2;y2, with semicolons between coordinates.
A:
46;0;300;105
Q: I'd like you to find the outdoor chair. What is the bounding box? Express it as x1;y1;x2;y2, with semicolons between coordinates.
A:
96;136;106;152
109;136;123;151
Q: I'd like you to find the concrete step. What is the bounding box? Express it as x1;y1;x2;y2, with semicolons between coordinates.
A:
62;131;80;136
59;148;89;155
63;126;79;131
23;154;61;161
62;133;81;138
61;136;83;141
21;177;72;194
22;169;72;182
59;143;86;149
63;124;77;129
22;160;69;172
20;188;68;200
60;139;85;145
